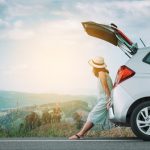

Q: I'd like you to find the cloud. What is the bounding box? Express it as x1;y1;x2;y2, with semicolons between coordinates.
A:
1;0;150;27
0;19;35;40
0;28;34;40
7;28;34;40
0;0;150;93
74;1;150;21
6;3;45;18
0;64;28;76
0;0;150;44
0;18;9;27
0;0;6;4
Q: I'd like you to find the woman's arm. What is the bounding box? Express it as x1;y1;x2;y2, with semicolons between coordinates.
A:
98;71;111;101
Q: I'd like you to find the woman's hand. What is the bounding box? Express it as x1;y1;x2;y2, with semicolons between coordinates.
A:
106;101;111;110
106;98;112;110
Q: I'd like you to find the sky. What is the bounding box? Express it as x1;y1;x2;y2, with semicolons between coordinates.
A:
0;0;150;95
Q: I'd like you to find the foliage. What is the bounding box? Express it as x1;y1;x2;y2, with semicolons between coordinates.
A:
0;100;135;138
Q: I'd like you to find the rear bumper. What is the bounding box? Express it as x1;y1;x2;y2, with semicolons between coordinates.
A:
109;85;134;123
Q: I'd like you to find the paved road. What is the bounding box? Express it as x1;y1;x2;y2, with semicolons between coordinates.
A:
0;137;150;150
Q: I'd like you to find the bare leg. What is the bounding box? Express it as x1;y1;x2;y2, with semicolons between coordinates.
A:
77;121;94;136
69;121;94;140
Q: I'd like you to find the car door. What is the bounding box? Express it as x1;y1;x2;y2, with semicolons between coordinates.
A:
82;21;138;57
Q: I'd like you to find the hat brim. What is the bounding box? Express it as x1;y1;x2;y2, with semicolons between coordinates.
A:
88;59;107;68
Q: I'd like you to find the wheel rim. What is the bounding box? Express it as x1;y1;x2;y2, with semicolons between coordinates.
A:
136;106;150;135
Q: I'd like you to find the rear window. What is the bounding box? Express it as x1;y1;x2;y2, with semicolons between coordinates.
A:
143;52;150;64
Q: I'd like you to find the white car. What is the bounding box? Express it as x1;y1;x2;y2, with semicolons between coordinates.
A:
82;21;150;140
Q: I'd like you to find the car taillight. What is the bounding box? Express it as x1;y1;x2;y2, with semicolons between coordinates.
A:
114;65;135;88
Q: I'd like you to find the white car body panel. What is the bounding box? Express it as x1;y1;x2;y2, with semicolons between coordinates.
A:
109;47;150;124
109;85;134;122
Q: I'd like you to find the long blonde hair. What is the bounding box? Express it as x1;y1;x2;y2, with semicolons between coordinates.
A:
92;67;109;77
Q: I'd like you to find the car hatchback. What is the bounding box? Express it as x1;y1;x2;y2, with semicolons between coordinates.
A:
82;21;150;140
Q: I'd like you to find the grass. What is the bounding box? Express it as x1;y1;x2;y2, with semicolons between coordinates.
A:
87;127;135;137
0;121;135;138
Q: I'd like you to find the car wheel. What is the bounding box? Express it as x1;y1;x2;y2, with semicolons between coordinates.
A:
130;101;150;141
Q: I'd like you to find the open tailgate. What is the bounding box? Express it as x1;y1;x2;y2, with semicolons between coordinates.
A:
82;21;138;57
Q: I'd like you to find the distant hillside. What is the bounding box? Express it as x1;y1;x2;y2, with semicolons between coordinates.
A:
0;100;90;130
61;100;90;117
0;91;97;110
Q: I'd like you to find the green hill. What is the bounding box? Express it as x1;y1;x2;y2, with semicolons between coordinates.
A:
0;90;97;110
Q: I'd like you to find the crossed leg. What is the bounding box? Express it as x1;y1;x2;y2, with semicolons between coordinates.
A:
69;121;94;140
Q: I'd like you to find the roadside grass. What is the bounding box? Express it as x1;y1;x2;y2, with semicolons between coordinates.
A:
0;122;135;138
87;127;135;137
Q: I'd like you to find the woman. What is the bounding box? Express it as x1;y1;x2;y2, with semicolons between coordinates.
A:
69;56;113;140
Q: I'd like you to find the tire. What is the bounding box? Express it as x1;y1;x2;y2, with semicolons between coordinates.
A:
130;101;150;141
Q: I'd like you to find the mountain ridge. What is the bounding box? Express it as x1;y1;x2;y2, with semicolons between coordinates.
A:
0;90;97;110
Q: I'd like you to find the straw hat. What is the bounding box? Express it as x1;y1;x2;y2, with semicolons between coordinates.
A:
88;57;107;68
